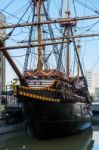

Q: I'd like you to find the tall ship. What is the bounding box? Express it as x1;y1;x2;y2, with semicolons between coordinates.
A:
0;0;96;138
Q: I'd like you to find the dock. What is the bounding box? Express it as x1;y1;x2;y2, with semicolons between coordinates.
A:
0;91;25;135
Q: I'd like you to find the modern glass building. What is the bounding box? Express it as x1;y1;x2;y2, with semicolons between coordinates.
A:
86;70;99;102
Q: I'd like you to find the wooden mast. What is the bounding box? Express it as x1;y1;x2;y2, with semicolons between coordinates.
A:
66;0;70;77
77;40;80;79
0;42;23;81
36;0;42;70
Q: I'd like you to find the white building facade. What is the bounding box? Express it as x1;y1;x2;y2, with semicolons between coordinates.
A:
86;70;99;101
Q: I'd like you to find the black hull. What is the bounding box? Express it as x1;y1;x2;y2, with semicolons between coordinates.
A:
16;79;93;139
22;98;93;139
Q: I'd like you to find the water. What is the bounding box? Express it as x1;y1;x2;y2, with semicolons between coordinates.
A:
0;126;99;150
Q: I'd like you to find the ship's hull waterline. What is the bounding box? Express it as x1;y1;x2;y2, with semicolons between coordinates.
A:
19;95;92;139
14;77;93;139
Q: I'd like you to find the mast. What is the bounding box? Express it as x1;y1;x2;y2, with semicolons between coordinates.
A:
66;0;70;77
77;40;80;79
0;42;23;81
36;0;42;70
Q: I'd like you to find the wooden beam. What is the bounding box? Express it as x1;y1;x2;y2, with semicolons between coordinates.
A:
0;43;24;81
0;15;99;29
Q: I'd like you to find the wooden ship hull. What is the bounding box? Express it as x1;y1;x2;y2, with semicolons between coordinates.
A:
15;73;93;138
23;100;92;139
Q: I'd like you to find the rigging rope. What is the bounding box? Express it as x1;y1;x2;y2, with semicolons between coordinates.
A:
57;27;67;71
23;10;35;71
59;0;63;18
74;0;99;14
0;9;27;23
72;0;77;17
7;3;29;20
3;1;32;42
90;0;99;12
43;2;60;66
0;0;15;13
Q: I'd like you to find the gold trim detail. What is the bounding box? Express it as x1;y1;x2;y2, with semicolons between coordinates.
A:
19;91;60;103
19;86;59;92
